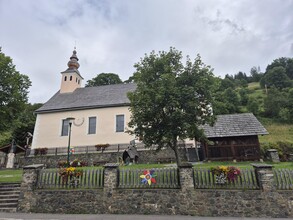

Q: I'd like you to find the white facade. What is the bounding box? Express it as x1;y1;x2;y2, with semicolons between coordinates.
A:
31;106;133;149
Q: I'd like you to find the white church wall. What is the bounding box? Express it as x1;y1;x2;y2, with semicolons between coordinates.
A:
31;106;133;149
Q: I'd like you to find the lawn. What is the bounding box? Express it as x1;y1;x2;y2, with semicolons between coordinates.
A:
119;162;293;169
193;161;293;169
119;163;166;169
0;169;23;183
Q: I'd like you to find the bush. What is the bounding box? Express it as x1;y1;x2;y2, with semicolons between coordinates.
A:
260;141;293;161
95;144;110;151
34;147;48;156
58;160;69;168
58;159;88;168
70;159;88;167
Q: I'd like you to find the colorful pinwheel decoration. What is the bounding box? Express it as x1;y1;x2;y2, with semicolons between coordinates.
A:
140;169;157;185
69;146;75;155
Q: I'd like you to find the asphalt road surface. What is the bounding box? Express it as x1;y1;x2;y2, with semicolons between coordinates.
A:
0;213;290;220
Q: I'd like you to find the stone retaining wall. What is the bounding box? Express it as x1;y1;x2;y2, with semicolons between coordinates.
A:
18;148;187;168
17;164;293;217
28;188;292;217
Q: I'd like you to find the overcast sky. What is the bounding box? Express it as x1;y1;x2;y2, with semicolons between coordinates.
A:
0;0;292;104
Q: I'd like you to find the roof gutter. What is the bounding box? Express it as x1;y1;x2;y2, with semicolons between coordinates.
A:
35;103;131;114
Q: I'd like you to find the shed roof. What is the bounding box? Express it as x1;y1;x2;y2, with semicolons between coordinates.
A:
201;113;268;138
36;83;136;113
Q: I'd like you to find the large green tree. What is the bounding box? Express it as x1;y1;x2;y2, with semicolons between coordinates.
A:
263;87;287;118
85;73;122;87
250;66;263;82
12;103;42;147
127;48;215;165
261;66;291;89
266;57;293;80
0;48;31;133
287;89;293;122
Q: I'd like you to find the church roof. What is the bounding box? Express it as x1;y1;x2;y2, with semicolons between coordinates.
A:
201;113;268;138
36;83;136;113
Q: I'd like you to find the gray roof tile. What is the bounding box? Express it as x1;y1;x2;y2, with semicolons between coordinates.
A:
36;83;136;113
201;113;268;138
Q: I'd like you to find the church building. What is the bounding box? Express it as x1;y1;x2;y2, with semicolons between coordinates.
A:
31;50;136;150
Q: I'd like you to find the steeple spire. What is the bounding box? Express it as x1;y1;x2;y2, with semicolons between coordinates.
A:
67;49;80;70
60;49;83;93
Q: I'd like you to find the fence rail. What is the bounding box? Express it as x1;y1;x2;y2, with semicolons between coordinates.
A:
194;168;259;189
274;169;293;190
36;168;104;189
118;168;180;189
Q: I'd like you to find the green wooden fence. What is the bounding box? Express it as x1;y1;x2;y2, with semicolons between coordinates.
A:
36;168;104;189
194;168;259;189
274;169;293;190
118;168;180;189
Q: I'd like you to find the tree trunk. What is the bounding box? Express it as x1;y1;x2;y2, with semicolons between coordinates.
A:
172;137;181;166
194;139;200;162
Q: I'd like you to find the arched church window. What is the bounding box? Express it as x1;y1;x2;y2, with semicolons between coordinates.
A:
64;76;67;81
70;76;72;81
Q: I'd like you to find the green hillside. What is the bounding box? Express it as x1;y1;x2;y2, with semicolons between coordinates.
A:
259;119;293;144
246;82;293;145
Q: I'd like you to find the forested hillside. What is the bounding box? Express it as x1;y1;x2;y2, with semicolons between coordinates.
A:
211;57;293;159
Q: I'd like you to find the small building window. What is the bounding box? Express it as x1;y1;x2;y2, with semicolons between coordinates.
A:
70;76;72;81
88;117;96;134
116;115;124;132
61;119;69;136
76;78;78;83
64;76;67;81
78;80;80;84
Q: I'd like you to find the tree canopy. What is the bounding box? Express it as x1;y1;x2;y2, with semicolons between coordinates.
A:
261;66;291;89
0;48;31;133
85;73;122;87
266;57;293;80
127;48;215;165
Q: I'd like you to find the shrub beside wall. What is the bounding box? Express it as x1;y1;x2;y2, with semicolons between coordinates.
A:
260;141;293;161
34;148;48;156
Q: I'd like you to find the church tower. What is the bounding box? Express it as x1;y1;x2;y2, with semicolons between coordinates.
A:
60;49;84;93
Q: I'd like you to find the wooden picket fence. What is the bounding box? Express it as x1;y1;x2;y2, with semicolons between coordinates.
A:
36;168;104;189
194;168;259;189
274;169;293;190
118;168;180;189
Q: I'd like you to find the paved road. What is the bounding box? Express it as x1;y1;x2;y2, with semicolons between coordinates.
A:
0;213;290;220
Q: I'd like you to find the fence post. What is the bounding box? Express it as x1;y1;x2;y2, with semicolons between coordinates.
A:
104;163;119;190
18;164;44;212
267;149;280;162
252;163;275;192
178;162;194;190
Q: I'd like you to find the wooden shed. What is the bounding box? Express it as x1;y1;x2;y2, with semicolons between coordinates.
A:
201;113;268;161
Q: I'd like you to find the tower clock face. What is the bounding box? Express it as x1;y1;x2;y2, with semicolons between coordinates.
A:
73;117;84;126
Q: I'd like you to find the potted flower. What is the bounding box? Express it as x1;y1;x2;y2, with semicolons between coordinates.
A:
211;165;241;184
58;167;83;187
95;144;110;152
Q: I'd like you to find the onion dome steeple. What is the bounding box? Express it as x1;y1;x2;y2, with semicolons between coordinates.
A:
60;48;84;93
67;49;80;70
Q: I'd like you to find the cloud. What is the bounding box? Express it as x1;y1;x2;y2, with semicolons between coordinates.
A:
0;0;292;103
